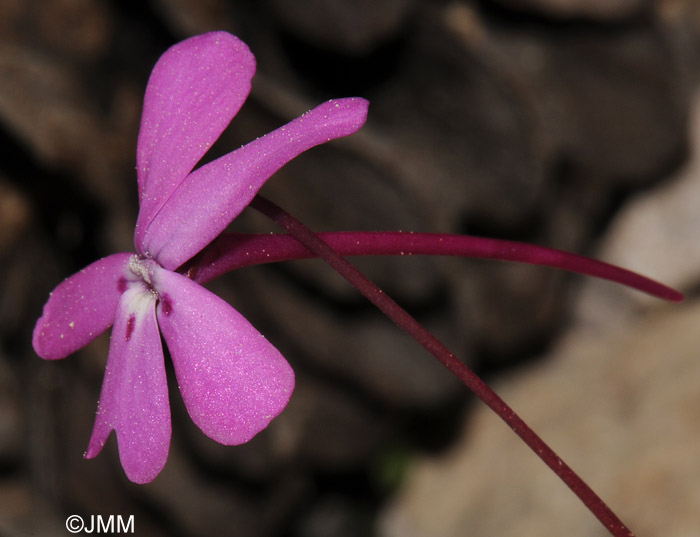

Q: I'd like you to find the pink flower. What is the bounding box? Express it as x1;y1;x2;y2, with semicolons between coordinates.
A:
32;32;368;483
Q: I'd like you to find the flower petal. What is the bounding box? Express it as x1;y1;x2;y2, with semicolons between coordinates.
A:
33;253;132;360
141;97;369;269
153;267;294;445
85;287;170;484
134;31;255;251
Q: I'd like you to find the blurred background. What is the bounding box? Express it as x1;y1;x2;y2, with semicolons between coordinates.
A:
1;0;700;535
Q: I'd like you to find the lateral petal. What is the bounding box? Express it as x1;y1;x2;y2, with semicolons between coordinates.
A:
154;267;294;445
141;97;369;269
85;287;170;484
134;31;255;250
32;253;132;360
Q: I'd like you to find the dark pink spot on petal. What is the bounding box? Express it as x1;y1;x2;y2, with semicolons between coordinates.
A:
117;277;128;293
125;315;136;341
160;294;172;316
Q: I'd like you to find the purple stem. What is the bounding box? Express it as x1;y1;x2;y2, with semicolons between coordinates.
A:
244;195;637;537
186;230;682;303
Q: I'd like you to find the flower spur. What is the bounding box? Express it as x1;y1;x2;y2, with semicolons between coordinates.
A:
32;31;369;483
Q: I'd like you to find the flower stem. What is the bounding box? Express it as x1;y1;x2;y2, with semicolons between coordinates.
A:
249;195;636;537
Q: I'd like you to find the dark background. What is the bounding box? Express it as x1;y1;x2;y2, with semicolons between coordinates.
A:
1;0;699;535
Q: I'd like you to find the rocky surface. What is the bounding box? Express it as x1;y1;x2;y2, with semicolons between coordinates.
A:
577;87;700;328
492;0;648;20
380;297;700;536
379;79;700;537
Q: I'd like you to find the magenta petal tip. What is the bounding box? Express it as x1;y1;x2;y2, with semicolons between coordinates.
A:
32;253;132;360
312;97;370;138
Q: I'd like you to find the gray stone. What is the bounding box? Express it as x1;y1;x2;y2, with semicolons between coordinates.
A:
577;87;700;328
379;298;700;537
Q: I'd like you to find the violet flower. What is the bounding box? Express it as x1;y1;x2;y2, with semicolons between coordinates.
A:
32;31;368;484
31;30;684;537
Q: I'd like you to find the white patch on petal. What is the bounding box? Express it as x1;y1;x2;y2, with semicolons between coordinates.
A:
124;287;157;320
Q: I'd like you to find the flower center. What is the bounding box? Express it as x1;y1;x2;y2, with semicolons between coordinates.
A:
129;255;157;285
124;255;163;296
123;255;173;317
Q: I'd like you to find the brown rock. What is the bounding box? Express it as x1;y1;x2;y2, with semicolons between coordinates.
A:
491;0;648;20
265;0;416;53
577;88;700;328
379;299;700;537
0;480;66;537
0;178;30;254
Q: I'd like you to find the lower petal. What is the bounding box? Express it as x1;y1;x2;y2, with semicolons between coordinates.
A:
33;253;132;360
85;288;171;484
154;268;294;445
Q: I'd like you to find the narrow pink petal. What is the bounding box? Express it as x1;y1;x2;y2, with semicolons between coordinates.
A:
153;267;294;445
33;253;132;360
141;97;369;269
85;287;170;484
134;31;255;250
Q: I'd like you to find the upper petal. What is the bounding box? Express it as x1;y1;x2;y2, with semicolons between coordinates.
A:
32;253;132;360
85;287;170;484
141;97;369;269
134;31;255;251
153;267;294;445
